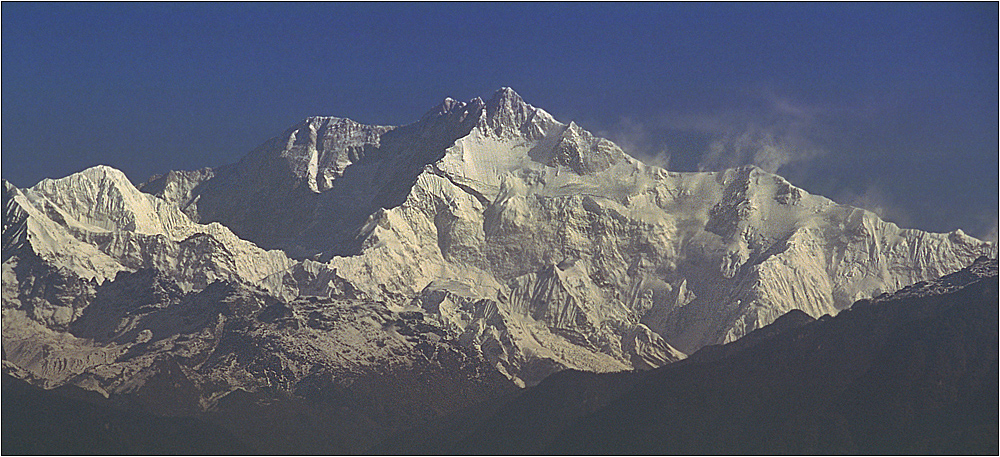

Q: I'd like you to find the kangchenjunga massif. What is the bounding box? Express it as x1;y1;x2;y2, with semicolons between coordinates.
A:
3;88;995;453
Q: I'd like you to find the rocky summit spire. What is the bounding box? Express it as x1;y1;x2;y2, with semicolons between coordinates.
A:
4;87;995;432
421;96;480;122
489;86;523;105
421;88;559;142
481;87;540;139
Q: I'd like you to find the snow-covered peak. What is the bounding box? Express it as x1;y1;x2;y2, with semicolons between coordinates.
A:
6;87;998;403
254;116;393;192
224;88;603;205
282;116;391;151
29;165;179;235
479;87;560;140
492;86;519;100
421;96;482;122
534;121;630;175
486;87;525;111
36;164;130;189
138;167;215;213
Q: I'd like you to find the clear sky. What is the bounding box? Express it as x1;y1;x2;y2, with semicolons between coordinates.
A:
3;3;997;239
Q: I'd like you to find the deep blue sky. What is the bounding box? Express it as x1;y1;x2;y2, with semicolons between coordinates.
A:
3;3;997;239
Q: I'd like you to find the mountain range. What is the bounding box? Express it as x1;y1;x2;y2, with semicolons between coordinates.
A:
384;256;997;454
2;88;995;453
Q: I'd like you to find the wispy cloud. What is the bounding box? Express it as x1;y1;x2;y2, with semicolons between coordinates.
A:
698;128;824;173
594;91;995;240
601;92;835;174
599;117;671;169
983;221;998;243
973;211;998;242
682;95;829;173
836;185;915;230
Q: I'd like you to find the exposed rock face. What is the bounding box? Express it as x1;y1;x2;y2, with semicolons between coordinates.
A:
4;87;996;400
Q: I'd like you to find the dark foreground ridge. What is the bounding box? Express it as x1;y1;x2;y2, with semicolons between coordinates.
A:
386;257;999;455
2;373;247;454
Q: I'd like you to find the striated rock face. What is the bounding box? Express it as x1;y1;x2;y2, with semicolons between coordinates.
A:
398;256;998;455
4;87;996;399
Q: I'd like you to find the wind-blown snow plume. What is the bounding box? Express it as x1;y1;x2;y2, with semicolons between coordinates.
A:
692;95;828;173
601;117;671;170
837;185;915;232
980;216;999;243
2;89;994;425
599;93;831;175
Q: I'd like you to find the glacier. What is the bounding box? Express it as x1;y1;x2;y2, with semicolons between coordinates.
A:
3;87;995;398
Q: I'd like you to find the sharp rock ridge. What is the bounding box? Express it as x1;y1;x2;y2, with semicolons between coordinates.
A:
3;88;996;396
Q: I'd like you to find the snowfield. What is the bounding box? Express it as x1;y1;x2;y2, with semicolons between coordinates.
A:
3;87;994;397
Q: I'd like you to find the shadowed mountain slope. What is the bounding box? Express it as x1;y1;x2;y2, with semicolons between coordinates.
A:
392;257;998;455
1;373;248;455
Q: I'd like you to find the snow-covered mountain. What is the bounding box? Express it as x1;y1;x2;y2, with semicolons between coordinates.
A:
393;256;997;455
4;87;995;405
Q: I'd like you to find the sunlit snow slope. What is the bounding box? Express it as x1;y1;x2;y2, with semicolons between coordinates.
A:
4;88;995;391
